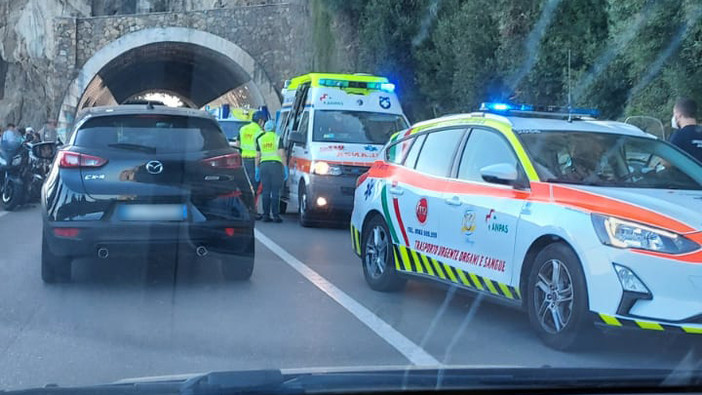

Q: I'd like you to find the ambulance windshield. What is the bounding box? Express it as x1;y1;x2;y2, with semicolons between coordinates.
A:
313;110;408;145
520;131;702;190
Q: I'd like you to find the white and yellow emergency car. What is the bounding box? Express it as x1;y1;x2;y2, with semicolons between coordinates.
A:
279;73;409;226
350;103;702;350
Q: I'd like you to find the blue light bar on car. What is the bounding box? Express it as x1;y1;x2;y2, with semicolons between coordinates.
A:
480;102;535;112
479;102;599;118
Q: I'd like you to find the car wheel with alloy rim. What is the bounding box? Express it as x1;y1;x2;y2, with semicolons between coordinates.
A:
362;215;405;292
527;242;591;350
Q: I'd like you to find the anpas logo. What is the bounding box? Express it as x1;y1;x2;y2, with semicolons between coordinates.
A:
485;209;509;234
416;198;428;225
363;145;379;152
319;93;343;106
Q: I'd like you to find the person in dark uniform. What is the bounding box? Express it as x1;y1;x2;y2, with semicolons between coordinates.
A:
670;97;702;163
255;120;287;223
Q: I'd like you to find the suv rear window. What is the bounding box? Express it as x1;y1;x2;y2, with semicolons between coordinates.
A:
75;114;229;153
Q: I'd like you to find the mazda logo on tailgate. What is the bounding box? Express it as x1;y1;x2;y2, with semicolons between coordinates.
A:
145;160;163;175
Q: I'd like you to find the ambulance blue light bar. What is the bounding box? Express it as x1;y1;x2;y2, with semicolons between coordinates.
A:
479;102;600;118
318;79;395;92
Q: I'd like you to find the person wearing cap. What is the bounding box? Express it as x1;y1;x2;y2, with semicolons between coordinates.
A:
237;110;266;218
255;120;288;223
238;111;266;183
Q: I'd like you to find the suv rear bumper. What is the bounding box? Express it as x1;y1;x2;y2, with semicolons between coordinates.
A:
44;220;254;258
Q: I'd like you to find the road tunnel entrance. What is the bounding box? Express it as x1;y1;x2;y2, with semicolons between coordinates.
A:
59;27;281;138
78;41;260;109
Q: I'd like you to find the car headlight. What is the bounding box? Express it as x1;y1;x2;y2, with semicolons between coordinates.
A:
11;155;21;166
592;214;699;254
312;161;342;176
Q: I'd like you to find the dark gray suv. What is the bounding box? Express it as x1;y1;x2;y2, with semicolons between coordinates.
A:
41;105;256;283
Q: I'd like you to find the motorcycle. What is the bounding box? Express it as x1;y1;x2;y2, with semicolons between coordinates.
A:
0;141;57;211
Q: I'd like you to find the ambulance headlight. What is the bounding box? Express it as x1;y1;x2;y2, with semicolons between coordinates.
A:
312;161;342;176
592;214;699;254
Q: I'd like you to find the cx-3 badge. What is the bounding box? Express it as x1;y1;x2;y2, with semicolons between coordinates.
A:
145;160;163;175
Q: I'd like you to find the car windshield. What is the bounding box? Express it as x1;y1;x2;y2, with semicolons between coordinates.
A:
219;120;248;140
520;131;702;189
75;114;229;153
4;0;702;393
313;110;407;144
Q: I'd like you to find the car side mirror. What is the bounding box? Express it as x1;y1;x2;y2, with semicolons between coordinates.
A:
480;163;524;188
31;142;57;160
288;131;306;146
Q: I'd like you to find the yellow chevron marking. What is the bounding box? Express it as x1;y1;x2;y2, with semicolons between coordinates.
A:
498;283;514;299
399;246;413;271
599;313;622;326
636;321;664;331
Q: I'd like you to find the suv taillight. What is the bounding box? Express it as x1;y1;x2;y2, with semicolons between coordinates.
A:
202;152;242;169
58;151;108;168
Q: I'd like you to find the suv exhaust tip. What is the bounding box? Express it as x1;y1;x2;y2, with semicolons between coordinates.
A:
97;247;109;259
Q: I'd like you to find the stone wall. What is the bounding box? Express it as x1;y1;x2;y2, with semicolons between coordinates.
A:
0;0;312;130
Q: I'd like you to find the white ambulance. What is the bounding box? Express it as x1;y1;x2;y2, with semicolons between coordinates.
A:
279;73;409;227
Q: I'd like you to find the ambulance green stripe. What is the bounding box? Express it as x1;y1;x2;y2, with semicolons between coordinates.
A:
380;184;399;243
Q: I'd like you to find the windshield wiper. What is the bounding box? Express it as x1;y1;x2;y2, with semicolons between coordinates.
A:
107;143;157;154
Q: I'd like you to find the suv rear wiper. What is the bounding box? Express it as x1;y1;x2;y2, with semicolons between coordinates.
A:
107;143;157;154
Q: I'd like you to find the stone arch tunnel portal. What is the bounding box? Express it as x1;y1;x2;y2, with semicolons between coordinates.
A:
59;27;281;134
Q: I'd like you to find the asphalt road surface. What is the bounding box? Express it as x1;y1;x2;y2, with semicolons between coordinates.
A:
0;205;699;390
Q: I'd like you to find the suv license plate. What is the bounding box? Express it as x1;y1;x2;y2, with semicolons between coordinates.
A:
118;204;187;221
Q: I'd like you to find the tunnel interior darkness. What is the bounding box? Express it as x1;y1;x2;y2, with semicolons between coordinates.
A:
77;42;261;110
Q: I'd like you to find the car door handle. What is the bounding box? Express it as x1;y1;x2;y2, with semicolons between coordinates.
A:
389;186;404;196
444;196;462;206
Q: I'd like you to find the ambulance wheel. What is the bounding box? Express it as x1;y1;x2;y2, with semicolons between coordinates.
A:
527;242;591;350
362;216;405;292
298;184;316;227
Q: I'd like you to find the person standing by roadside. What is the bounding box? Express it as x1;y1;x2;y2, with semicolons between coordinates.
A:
255;120;287;223
238;110;266;219
670;97;702;163
40;119;58;143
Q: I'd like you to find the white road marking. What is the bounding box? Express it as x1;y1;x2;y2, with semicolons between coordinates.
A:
255;229;440;366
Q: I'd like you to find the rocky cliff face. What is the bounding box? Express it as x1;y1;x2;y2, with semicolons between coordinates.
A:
0;0;90;129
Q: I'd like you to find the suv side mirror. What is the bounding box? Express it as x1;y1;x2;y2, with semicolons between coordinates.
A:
31;142;57;160
288;131;306;145
480;163;524;188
